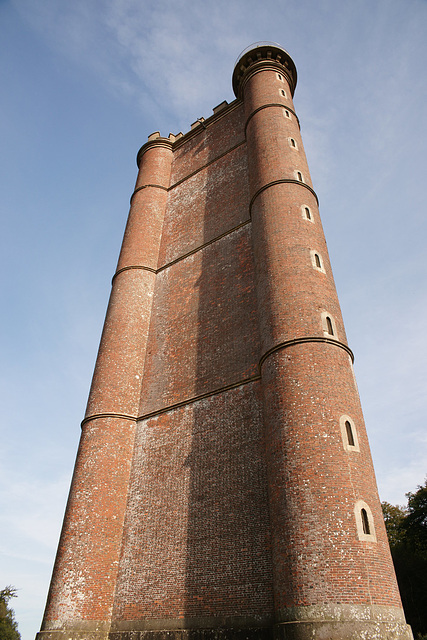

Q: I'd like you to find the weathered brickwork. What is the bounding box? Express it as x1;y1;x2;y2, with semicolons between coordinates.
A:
159;143;249;268
36;44;413;640
139;225;260;415
113;383;272;624
41;416;136;628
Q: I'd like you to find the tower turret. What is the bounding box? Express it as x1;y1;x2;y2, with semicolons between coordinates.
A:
234;42;411;640
38;138;173;639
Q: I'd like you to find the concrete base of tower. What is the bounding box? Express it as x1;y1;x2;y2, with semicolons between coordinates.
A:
36;617;275;640
35;619;111;640
273;604;413;640
274;622;413;640
36;633;108;640
37;632;273;640
35;608;413;640
109;629;273;640
108;617;274;640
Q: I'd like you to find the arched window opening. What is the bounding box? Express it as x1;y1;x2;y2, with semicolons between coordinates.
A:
340;415;359;452
311;250;325;273
281;89;286;97
321;312;336;338
361;509;370;535
290;138;296;147
305;206;311;220
345;420;355;446
354;500;376;541
297;171;303;182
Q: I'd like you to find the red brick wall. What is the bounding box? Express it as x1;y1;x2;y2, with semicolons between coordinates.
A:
111;104;273;624
113;383;273;622
139;224;260;415
41;416;136;627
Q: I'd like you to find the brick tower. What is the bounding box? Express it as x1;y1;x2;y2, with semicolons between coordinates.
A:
37;43;413;640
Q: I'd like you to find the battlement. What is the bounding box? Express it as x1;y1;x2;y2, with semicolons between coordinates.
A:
141;42;297;160
144;99;232;147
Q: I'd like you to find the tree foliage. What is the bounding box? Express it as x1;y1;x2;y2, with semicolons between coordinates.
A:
404;482;427;553
382;501;407;547
0;586;21;640
382;479;427;639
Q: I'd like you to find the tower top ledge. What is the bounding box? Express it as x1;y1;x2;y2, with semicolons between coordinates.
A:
232;42;297;98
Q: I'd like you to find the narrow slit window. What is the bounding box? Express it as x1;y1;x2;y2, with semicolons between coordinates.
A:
290;138;296;147
281;89;286;97
321;312;336;338
284;110;291;119
361;509;370;535
277;73;283;81
297;171;303;182
354;500;376;541
345;420;355;446
311;250;325;273
305;206;311;220
340;415;359;452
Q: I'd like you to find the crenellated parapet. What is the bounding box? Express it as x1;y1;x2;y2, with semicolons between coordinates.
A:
232;41;297;98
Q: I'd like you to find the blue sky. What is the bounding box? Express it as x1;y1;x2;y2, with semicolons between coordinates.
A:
1;1;426;639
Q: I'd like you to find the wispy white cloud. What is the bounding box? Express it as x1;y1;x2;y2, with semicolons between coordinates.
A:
12;0;249;131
